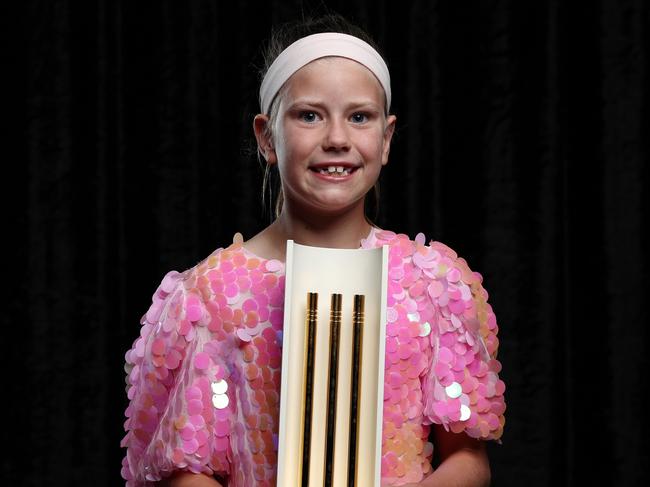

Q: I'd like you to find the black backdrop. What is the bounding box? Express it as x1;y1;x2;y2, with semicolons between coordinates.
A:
7;0;649;485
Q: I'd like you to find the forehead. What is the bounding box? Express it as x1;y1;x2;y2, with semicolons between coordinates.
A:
283;57;386;105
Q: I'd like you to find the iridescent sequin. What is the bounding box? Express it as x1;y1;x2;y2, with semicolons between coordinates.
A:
122;228;506;486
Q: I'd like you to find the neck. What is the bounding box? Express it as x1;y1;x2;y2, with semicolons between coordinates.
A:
267;202;374;261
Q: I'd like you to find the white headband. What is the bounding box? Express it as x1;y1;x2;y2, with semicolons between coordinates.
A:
259;32;391;115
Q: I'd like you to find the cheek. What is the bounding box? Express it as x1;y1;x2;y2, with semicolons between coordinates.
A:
277;127;314;163
359;130;386;158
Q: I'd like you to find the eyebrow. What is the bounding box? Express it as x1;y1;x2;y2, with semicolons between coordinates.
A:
288;99;382;111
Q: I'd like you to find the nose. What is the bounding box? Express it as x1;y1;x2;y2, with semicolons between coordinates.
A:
322;117;351;151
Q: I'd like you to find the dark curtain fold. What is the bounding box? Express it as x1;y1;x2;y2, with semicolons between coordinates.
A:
7;0;648;485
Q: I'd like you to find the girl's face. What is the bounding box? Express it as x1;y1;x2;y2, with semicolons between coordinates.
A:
257;57;396;218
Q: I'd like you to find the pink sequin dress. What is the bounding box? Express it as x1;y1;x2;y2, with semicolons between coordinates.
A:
121;227;506;486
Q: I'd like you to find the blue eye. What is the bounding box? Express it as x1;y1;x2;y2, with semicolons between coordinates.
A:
351;113;368;123
300;111;318;123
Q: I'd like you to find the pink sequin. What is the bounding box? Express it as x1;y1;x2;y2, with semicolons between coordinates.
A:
265;259;283;272
193;352;210;370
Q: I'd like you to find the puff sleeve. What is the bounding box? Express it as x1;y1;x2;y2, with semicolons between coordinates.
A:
121;269;233;485
420;241;506;441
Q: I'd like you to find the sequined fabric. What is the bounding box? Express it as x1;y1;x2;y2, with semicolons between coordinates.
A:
121;228;506;486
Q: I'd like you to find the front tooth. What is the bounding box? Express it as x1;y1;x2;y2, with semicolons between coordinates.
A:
320;166;351;175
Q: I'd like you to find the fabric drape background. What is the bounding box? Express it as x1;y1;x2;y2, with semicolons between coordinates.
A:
7;0;648;485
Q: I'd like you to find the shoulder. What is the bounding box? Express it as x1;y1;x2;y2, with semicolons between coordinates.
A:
370;228;496;335
129;242;246;346
158;237;277;296
370;228;485;287
144;239;285;336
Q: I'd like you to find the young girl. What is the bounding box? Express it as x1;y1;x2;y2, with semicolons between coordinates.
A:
121;14;505;487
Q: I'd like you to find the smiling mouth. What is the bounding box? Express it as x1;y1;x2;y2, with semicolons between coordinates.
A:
310;166;358;177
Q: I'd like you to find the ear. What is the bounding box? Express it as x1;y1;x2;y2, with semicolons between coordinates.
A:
381;114;397;166
253;114;277;165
